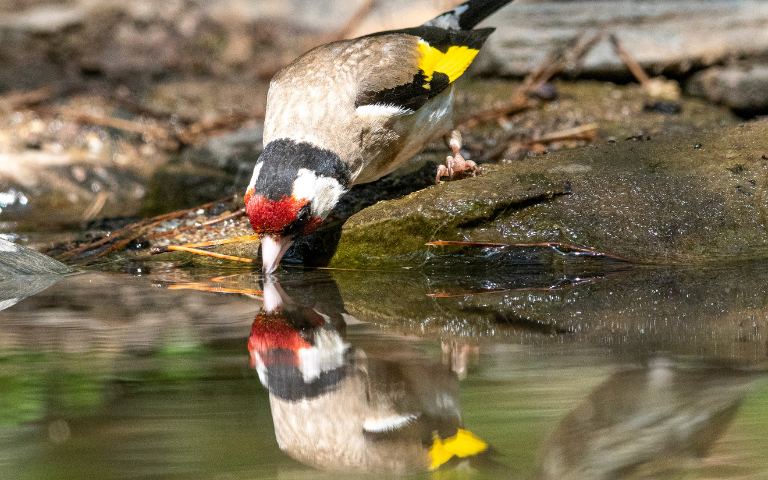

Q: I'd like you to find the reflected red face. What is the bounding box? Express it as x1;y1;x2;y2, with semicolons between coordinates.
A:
244;187;322;236
248;313;313;355
248;310;327;369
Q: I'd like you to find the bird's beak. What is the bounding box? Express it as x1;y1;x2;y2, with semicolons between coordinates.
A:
260;234;294;274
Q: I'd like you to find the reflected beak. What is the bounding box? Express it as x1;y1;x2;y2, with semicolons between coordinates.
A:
260;234;294;274
261;280;286;312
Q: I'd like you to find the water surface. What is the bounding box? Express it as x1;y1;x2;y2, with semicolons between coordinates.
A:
1;261;768;479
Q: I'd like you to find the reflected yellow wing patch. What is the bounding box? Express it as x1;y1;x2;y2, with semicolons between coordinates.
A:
418;40;480;87
429;429;488;470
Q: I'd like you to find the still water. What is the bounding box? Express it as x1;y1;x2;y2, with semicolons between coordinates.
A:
1;260;768;479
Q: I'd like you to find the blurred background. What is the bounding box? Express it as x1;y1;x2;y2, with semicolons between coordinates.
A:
2;0;768;236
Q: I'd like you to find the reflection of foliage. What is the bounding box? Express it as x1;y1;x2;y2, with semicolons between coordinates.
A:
734;378;768;443
48;372;105;418
0;347;213;426
0;375;45;425
0;369;106;425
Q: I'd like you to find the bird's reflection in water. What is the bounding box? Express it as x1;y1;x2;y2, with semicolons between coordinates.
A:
248;276;488;475
533;360;760;480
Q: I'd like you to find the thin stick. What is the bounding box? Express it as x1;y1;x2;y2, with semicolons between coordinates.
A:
609;34;650;87
151;245;255;263
61;108;170;138
180;234;259;249
329;0;379;40
201;208;246;226
57;194;237;260
168;283;263;295
177;112;255;145
535;123;598;143
460;32;602;128
0;86;57;111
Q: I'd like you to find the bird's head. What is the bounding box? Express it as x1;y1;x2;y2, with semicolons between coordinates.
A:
245;139;352;274
245;187;323;274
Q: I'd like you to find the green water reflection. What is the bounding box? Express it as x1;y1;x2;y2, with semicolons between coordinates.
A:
0;263;767;479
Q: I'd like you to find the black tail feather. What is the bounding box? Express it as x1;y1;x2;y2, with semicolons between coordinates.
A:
423;0;514;31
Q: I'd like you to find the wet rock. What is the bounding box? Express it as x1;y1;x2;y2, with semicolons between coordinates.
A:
0;238;71;276
0;149;158;229
532;364;758;480
687;65;768;114
330;121;768;267
0;238;71;312
333;261;768;362
0;4;85;32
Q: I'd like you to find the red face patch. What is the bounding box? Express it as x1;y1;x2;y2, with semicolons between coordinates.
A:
245;188;322;235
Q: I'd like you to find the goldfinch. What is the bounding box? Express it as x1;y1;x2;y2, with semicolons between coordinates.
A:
249;277;489;473
246;0;515;273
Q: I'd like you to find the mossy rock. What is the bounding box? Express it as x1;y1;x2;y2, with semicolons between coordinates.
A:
331;122;768;267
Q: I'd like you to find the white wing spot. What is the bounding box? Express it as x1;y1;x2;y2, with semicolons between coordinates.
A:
356;104;414;118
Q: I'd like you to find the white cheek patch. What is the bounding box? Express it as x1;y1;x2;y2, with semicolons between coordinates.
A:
292;168;345;219
248;162;263;189
296;328;349;382
356;104;414;119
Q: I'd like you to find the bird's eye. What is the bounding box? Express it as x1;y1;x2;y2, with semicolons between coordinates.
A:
296;203;311;223
284;202;312;236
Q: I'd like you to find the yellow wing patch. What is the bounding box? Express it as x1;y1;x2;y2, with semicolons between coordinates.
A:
418;40;480;88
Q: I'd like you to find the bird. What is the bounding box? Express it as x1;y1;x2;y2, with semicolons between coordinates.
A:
249;276;490;474
245;0;515;273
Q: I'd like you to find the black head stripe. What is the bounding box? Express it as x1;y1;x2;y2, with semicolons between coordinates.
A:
422;0;514;31
254;139;351;201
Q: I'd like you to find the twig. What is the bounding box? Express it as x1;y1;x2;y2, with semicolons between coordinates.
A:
81;191;108;222
609;34;650;87
535;123;598;143
62;104;261;149
327;0;380;41
0;86;58;112
182;233;258;249
150;245;256;263
144;211;249;242
201;208;246;226
106;92;199;125
460;32;602;128
168;283;263;295
177;112;255;146
60;108;170;138
150;234;259;251
477;123;599;163
56;195;237;260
